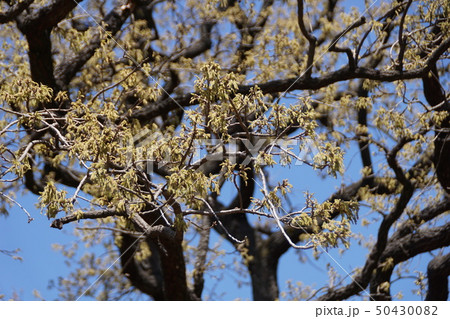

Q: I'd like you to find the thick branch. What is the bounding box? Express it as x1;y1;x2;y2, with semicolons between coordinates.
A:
118;234;165;300
390;198;450;241
54;5;132;89
356;91;373;187
329;17;366;70
425;254;450;301
371;223;450;300
15;0;85;89
50;209;125;229
387;137;415;188
170;22;214;61
0;0;34;24
24;166;45;195
424;32;450;75
193;215;211;299
130;65;430;123
43;162;83;188
132;31;446;125
211;171;279;300
297;0;316;77
24;29;56;88
156;231;192;300
16;0;81;33
50;209;176;242
395;0;412;71
317;185;414;300
421;28;450;193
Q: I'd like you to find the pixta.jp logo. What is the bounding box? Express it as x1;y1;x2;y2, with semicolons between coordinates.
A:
126;128;320;173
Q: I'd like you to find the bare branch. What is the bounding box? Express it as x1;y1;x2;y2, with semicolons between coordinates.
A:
130;65;428;123
425;36;450;72
50;207;177;241
386;137;415;188
329;17;366;70
0;191;34;223
50;209;126;229
183;207;272;218
371;223;450;300
297;0;317;78
75;226;144;237
54;4;132;89
197;197;245;244
258;168;313;250
396;0;413;71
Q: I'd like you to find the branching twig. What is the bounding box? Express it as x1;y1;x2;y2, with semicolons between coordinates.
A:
386;136;415;188
196;197;245;244
70;173;89;204
297;0;317;78
50;208;126;229
258;168;313;249
329;17;366;70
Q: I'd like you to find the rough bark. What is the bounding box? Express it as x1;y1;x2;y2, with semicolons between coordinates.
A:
371;224;450;300
421;19;450;194
425;254;450;301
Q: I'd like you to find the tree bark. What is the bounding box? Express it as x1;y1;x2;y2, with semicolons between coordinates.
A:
425;254;450;301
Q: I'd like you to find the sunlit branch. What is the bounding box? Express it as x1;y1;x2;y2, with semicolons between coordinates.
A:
0;191;34;223
196;197;245;244
258;168;313;250
50;208;126;229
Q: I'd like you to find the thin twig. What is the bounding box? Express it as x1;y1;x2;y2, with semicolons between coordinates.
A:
183;207;272;218
196;197;245;244
71;173;89;204
90;60;147;103
0;191;34;223
258;168;313;249
0;119;20;137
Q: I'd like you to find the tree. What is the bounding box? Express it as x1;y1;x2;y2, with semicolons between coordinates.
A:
0;0;449;301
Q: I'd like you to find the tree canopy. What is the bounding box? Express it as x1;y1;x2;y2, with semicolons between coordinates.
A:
0;0;449;301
